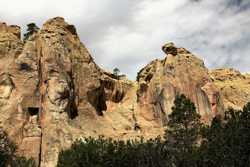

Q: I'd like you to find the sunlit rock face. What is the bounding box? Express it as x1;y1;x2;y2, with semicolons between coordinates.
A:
210;68;250;110
137;43;224;125
0;18;246;167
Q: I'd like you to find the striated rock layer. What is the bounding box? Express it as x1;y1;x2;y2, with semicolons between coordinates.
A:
0;18;248;167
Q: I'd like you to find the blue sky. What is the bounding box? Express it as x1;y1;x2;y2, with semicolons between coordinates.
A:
0;0;249;79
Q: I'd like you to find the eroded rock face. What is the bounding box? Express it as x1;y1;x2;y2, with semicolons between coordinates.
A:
0;21;42;165
210;68;250;110
0;73;14;99
137;44;224;124
0;17;245;167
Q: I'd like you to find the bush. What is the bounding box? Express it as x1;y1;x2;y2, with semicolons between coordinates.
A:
0;129;35;167
57;136;168;167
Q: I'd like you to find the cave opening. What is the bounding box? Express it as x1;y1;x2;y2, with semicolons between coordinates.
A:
96;91;107;116
19;63;32;71
87;86;107;116
68;100;78;119
28;107;39;116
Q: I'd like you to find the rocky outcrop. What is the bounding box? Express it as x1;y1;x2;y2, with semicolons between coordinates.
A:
0;21;41;165
0;18;247;167
137;43;224;124
210;68;250;110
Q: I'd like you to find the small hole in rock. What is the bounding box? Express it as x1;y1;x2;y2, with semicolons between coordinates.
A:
19;63;32;71
28;107;39;116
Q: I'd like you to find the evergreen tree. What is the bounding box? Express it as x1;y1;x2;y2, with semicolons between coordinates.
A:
113;68;120;77
23;23;39;41
199;103;250;167
198;116;225;166
221;103;250;166
164;94;201;167
57;136;168;167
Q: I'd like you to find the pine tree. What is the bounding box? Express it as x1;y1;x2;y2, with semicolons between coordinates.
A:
23;23;39;41
199;103;250;167
198;116;225;167
113;68;120;77
164;94;201;167
57;136;168;167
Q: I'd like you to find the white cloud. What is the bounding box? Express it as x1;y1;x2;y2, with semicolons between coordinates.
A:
0;0;249;79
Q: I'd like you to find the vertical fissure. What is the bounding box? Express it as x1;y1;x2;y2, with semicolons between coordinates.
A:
38;125;42;167
67;66;78;119
37;45;43;167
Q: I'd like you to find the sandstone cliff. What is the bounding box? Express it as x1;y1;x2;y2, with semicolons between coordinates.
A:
0;17;248;167
210;68;250;110
137;43;224;125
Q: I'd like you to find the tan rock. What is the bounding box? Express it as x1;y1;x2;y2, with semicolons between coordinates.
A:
210;68;250;110
162;42;178;55
0;17;246;167
0;22;21;39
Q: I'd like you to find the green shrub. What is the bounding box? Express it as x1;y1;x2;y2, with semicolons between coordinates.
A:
0;129;35;167
57;136;168;167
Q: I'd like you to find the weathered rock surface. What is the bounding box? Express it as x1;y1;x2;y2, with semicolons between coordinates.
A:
210;68;250;110
0;18;248;167
137;43;224;125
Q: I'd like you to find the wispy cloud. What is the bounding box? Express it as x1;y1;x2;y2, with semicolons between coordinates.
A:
0;0;249;79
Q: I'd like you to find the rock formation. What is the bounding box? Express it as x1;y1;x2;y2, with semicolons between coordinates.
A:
210;68;250;110
137;43;224;125
0;18;249;167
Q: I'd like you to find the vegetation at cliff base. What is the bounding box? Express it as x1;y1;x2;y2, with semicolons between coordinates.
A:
0;129;36;167
57;137;167;167
199;103;250;166
164;94;201;167
56;94;250;167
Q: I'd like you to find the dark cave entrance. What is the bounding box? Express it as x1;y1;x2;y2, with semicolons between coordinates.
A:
28;107;39;116
87;86;107;116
